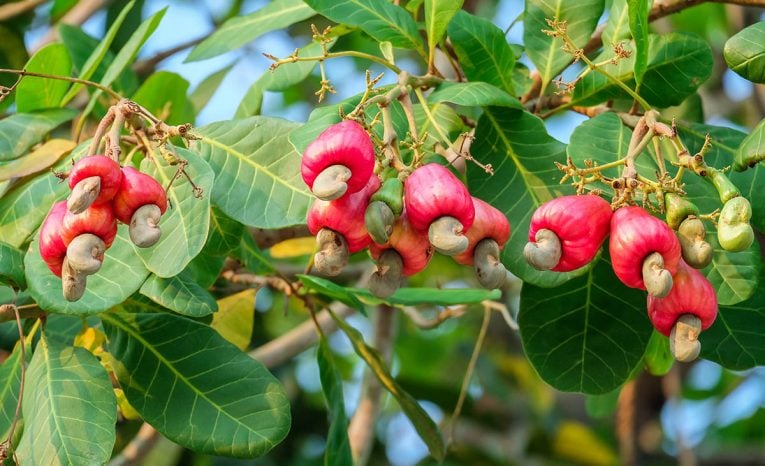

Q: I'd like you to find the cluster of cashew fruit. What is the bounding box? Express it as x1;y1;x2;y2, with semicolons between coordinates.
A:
302;120;511;297
525;195;719;362
39;155;167;301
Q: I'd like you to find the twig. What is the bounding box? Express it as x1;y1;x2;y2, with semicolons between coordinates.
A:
132;36;207;76
0;0;45;21
400;305;466;329
0;303;44;323
0;68;122;101
348;306;396;465
108;423;160;466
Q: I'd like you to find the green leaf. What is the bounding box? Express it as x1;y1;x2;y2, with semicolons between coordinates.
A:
304;0;423;51
236;41;329;118
0;109;78;162
0;342;26;440
351;286;501;306
734;117;765;172
724;21;765;84
644;330;674;376
524;0;605;88
193;117;312;228
134;147;213;277
0;138;76;182
212;289;256;350
101;311;291;458
25;225;150;315
425;0;463;61
60;0;136;104
427;81;523;109
329;311;446;462
131;71;194;125
298;274;365;312
585;387;621;418
446;10;516;95
0;163;70;248
317;338;354;466
467;107;584;287
519;256;652;394
187;0;315;62
16;334;116;465
628;0;649;86
191;65;233;114
572;33;713;107
236;231;275;274
16;43;72;112
139;271;217;317
0;241;25;288
701;266;765;369
602;0;630;46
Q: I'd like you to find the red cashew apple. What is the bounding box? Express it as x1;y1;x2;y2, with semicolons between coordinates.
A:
113;166;168;248
67;155;123;214
454;197;511;289
61;203;118;249
368;212;433;297
610;206;681;297
307;175;381;275
404;163;475;256
647;259;717;362
39;201;69;277
524;194;612;272
301;120;375;201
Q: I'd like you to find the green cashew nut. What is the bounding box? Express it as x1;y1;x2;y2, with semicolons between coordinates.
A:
677;217;713;269
370;177;404;216
706;168;740;204
717;197;755;252
365;201;396;244
664;193;700;231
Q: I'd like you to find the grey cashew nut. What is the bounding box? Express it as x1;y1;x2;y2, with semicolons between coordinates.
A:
314;228;349;276
523;228;562;270
369;249;404;298
670;314;702;362
66;233;106;275
130;204;163;248
428;216;468;256
62;257;88;302
67;176;101;214
312;164;352;201
473;239;508;289
365;201;395;245
642;252;673;298
677;217;713;269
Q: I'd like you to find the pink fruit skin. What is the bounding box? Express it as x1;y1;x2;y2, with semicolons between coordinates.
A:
39;201;69;277
528;194;612;272
113;166;168;224
453;197;510;266
647;259;717;336
307;175;381;253
61;203;118;248
68;155;123;204
369;212;433;276
404;163;474;232
610;206;681;290
301;120;375;195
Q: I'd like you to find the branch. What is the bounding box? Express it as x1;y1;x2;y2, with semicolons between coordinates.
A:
0;304;44;323
108;423;160;466
250;225;311;250
348;306;396;465
33;0;112;51
0;0;46;21
132;36;208;76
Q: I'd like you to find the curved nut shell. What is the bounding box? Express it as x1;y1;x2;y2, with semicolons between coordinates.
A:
68;155;123;204
301;120;375;195
307;175;380;253
39;201;69;277
404;163;474;232
528;194;612;272
61;203;118;248
610;206;680;290
453;197;510;266
113;166;168;223
647;259;717;336
369;212;433;276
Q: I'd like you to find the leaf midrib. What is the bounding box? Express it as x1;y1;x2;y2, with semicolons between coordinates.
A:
102;314;273;445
